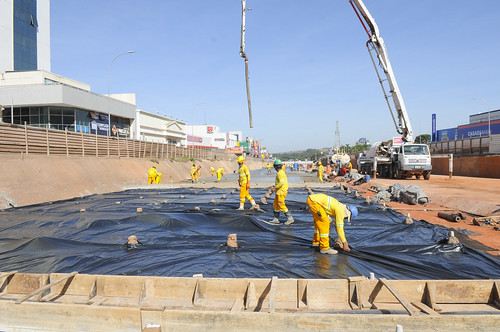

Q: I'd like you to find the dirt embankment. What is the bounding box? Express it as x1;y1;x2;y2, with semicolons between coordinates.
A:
0;154;266;209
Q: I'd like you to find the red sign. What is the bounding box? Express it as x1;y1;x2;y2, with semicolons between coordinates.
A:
393;137;403;146
207;126;213;133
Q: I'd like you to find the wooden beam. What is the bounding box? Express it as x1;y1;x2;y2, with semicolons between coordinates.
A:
15;271;78;304
411;302;440;316
379;278;419;316
491;281;500;309
269;276;278;313
423;282;442;312
297;279;308;310
230;299;243;313
348;276;365;310
0;271;18;279
244;281;256;310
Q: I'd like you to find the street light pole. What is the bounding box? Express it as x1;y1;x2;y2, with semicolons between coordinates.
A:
107;50;135;136
472;97;491;136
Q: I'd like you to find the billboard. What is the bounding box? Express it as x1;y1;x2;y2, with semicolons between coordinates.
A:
436;128;457;142
457;120;500;139
392;137;403;146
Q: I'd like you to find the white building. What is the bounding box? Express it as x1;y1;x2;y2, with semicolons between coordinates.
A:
0;70;136;137
135;109;186;146
186;125;242;150
0;0;51;72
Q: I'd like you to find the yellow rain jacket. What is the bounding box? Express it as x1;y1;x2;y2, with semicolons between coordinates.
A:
274;169;288;196
307;193;347;249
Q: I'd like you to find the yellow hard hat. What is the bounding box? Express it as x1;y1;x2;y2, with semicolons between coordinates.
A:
318;162;322;165
152;165;156;168
237;156;244;163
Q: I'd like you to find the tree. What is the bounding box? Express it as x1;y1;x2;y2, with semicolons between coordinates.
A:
414;134;431;144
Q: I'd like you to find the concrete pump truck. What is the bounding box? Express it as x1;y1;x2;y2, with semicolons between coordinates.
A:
350;0;432;179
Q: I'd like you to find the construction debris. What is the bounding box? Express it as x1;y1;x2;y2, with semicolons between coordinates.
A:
405;213;413;224
372;184;430;205
227;233;238;248
438;212;466;223
136;208;143;213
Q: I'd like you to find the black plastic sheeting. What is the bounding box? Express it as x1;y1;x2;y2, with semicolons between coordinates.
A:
0;183;499;280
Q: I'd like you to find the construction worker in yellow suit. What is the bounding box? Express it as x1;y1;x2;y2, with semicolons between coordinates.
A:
318;162;324;183
237;156;257;210
216;166;224;182
147;165;162;184
306;193;358;254
266;163;272;175
193;166;201;183
190;164;196;183
210;166;215;176
270;159;294;225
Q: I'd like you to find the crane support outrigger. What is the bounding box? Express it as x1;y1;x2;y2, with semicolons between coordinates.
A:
350;0;432;179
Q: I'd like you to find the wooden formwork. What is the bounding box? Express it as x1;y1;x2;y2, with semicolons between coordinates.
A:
0;271;499;331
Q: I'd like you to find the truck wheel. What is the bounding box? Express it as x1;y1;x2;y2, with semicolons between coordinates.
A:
423;171;431;180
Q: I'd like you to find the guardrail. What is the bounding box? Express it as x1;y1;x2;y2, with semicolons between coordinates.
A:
0;122;231;161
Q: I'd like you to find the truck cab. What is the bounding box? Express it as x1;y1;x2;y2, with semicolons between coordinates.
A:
395;143;432;179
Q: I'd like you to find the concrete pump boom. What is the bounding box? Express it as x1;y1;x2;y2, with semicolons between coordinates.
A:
240;0;253;128
349;0;414;142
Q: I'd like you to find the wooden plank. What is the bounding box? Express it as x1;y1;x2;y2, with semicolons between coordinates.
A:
244;281;256;310
15;271;78;304
0;271;18;279
379;278;419;316
268;276;277;313
411;301;440;316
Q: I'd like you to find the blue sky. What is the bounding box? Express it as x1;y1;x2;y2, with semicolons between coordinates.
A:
50;1;500;152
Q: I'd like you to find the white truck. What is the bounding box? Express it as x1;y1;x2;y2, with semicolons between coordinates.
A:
358;142;432;179
350;0;432;179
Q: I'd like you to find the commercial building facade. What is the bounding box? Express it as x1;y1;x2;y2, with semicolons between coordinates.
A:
0;71;136;137
0;0;50;72
435;109;500;142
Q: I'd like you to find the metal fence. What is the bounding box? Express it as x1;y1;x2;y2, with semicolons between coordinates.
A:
429;135;496;156
0;122;232;161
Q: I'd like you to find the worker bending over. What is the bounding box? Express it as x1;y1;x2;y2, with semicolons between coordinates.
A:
147;165;162;184
210;166;215;176
270;159;294;225
237;156;257;210
317;162;324;183
216;166;224;182
306;193;358;254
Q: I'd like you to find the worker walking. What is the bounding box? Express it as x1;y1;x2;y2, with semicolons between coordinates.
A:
318;162;324;183
190;163;197;183
216;166;224;182
306;193;358;254
193;166;201;183
237;156;257;210
147;165;162;184
270;159;294;225
267;163;272;174
210;166;215;176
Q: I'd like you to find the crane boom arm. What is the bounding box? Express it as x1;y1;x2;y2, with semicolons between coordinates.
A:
350;0;413;142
